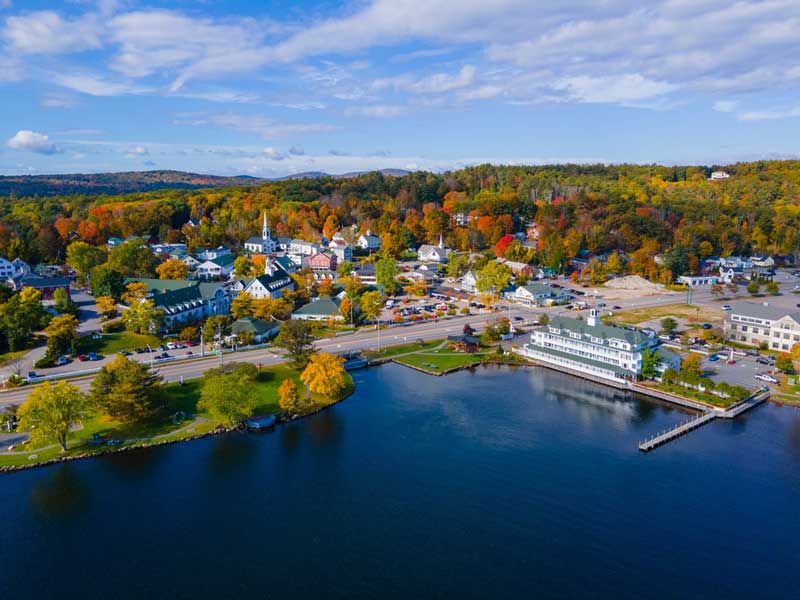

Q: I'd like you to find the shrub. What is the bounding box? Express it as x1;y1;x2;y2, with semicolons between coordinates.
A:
102;319;125;333
34;357;56;369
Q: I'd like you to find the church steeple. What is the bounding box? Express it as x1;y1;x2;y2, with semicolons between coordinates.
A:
438;233;444;249
262;211;270;241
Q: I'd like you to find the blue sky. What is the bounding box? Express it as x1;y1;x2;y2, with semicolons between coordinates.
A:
2;0;800;177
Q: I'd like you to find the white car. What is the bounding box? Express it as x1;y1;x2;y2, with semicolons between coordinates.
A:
755;373;779;384
721;305;732;311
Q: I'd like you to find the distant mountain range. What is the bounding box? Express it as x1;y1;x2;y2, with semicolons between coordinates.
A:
0;168;413;196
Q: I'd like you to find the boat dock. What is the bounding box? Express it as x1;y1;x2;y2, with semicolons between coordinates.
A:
638;412;717;452
639;390;770;452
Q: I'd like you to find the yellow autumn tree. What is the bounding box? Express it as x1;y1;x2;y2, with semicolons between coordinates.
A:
278;378;300;413
156;258;189;280
96;295;118;319
300;352;348;398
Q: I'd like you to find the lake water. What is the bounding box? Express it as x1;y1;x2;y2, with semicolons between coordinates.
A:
2;364;800;599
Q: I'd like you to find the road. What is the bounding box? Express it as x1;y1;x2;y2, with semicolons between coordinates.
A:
0;309;525;407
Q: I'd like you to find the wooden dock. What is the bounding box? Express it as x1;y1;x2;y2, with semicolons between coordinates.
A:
639;412;717;452
639;390;770;452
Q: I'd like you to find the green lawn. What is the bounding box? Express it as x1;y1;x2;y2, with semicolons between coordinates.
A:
77;331;162;355
652;381;735;408
394;350;487;373
0;363;354;469
363;339;444;361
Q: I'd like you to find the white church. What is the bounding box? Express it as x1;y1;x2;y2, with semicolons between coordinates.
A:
244;211;278;255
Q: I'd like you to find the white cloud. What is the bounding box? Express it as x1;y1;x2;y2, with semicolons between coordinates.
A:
738;106;800;121
175;112;338;139
0;1;12;10
345;104;406;118
262;147;285;160
125;145;148;157
7;130;62;154
3;10;102;54
553;74;678;104
52;73;146;96
374;65;476;94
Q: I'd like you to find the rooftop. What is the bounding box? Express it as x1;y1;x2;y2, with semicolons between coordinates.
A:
543;315;651;346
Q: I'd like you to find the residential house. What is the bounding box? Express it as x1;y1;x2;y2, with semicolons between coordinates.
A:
357;231;381;252
719;266;743;284
304;252;337;278
150;242;188;257
329;237;353;262
242;258;295;300
0;257;24;279
244;211;278;255
506;283;566;307
231;316;280;343
11;274;71;299
353;262;377;285
291;296;343;321
417;236;451;263
287;239;323;263
724;302;800;351
196;246;231;262
497;258;534;279
460;271;477;294
521;309;661;382
197;254;235;280
752;255;775;269
710;171;730;180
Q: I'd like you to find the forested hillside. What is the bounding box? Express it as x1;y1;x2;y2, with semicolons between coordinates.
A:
0;170;263;197
2;161;800;282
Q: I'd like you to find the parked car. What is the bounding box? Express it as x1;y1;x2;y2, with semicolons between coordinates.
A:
185;350;194;356
88;352;100;361
77;354;88;361
166;342;176;350
755;373;779;384
57;355;69;366
708;354;719;362
721;305;732;311
118;350;131;356
612;305;622;310
26;371;38;382
701;323;713;329
756;357;771;365
134;347;144;354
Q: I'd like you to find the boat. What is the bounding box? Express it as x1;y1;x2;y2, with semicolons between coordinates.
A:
244;415;277;431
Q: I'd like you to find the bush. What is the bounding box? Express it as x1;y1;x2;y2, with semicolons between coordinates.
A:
102;319;125;333
34;357;56;369
178;325;200;342
6;374;25;387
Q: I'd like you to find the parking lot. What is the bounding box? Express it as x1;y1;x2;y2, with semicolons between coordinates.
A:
703;351;775;390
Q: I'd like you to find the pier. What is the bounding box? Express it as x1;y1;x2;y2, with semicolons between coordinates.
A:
638;412;717;452
639;390;770;452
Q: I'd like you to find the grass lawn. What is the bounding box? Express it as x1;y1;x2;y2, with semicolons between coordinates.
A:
395;349;488;373
613;303;723;326
77;331;162;355
652;381;736;408
0;363;354;469
363;339;444;361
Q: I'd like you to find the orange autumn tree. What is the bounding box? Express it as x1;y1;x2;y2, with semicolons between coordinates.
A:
300;353;348;399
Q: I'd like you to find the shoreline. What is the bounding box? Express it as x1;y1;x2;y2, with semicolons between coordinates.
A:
0;381;356;475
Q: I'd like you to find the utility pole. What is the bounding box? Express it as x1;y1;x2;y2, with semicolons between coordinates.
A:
217;325;224;366
200;329;204;358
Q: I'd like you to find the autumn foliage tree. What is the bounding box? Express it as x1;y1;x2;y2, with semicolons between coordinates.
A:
300;352;349;399
156;258;189;280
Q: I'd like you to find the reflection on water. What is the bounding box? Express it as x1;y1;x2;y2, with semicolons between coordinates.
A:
307;409;344;448
99;446;165;479
208;432;258;472
529;367;690;431
1;364;799;600
30;465;90;520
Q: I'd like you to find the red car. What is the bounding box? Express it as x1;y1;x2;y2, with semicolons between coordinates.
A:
77;354;89;361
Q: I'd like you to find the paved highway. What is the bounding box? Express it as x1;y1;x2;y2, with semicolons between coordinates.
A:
0;309;525;407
